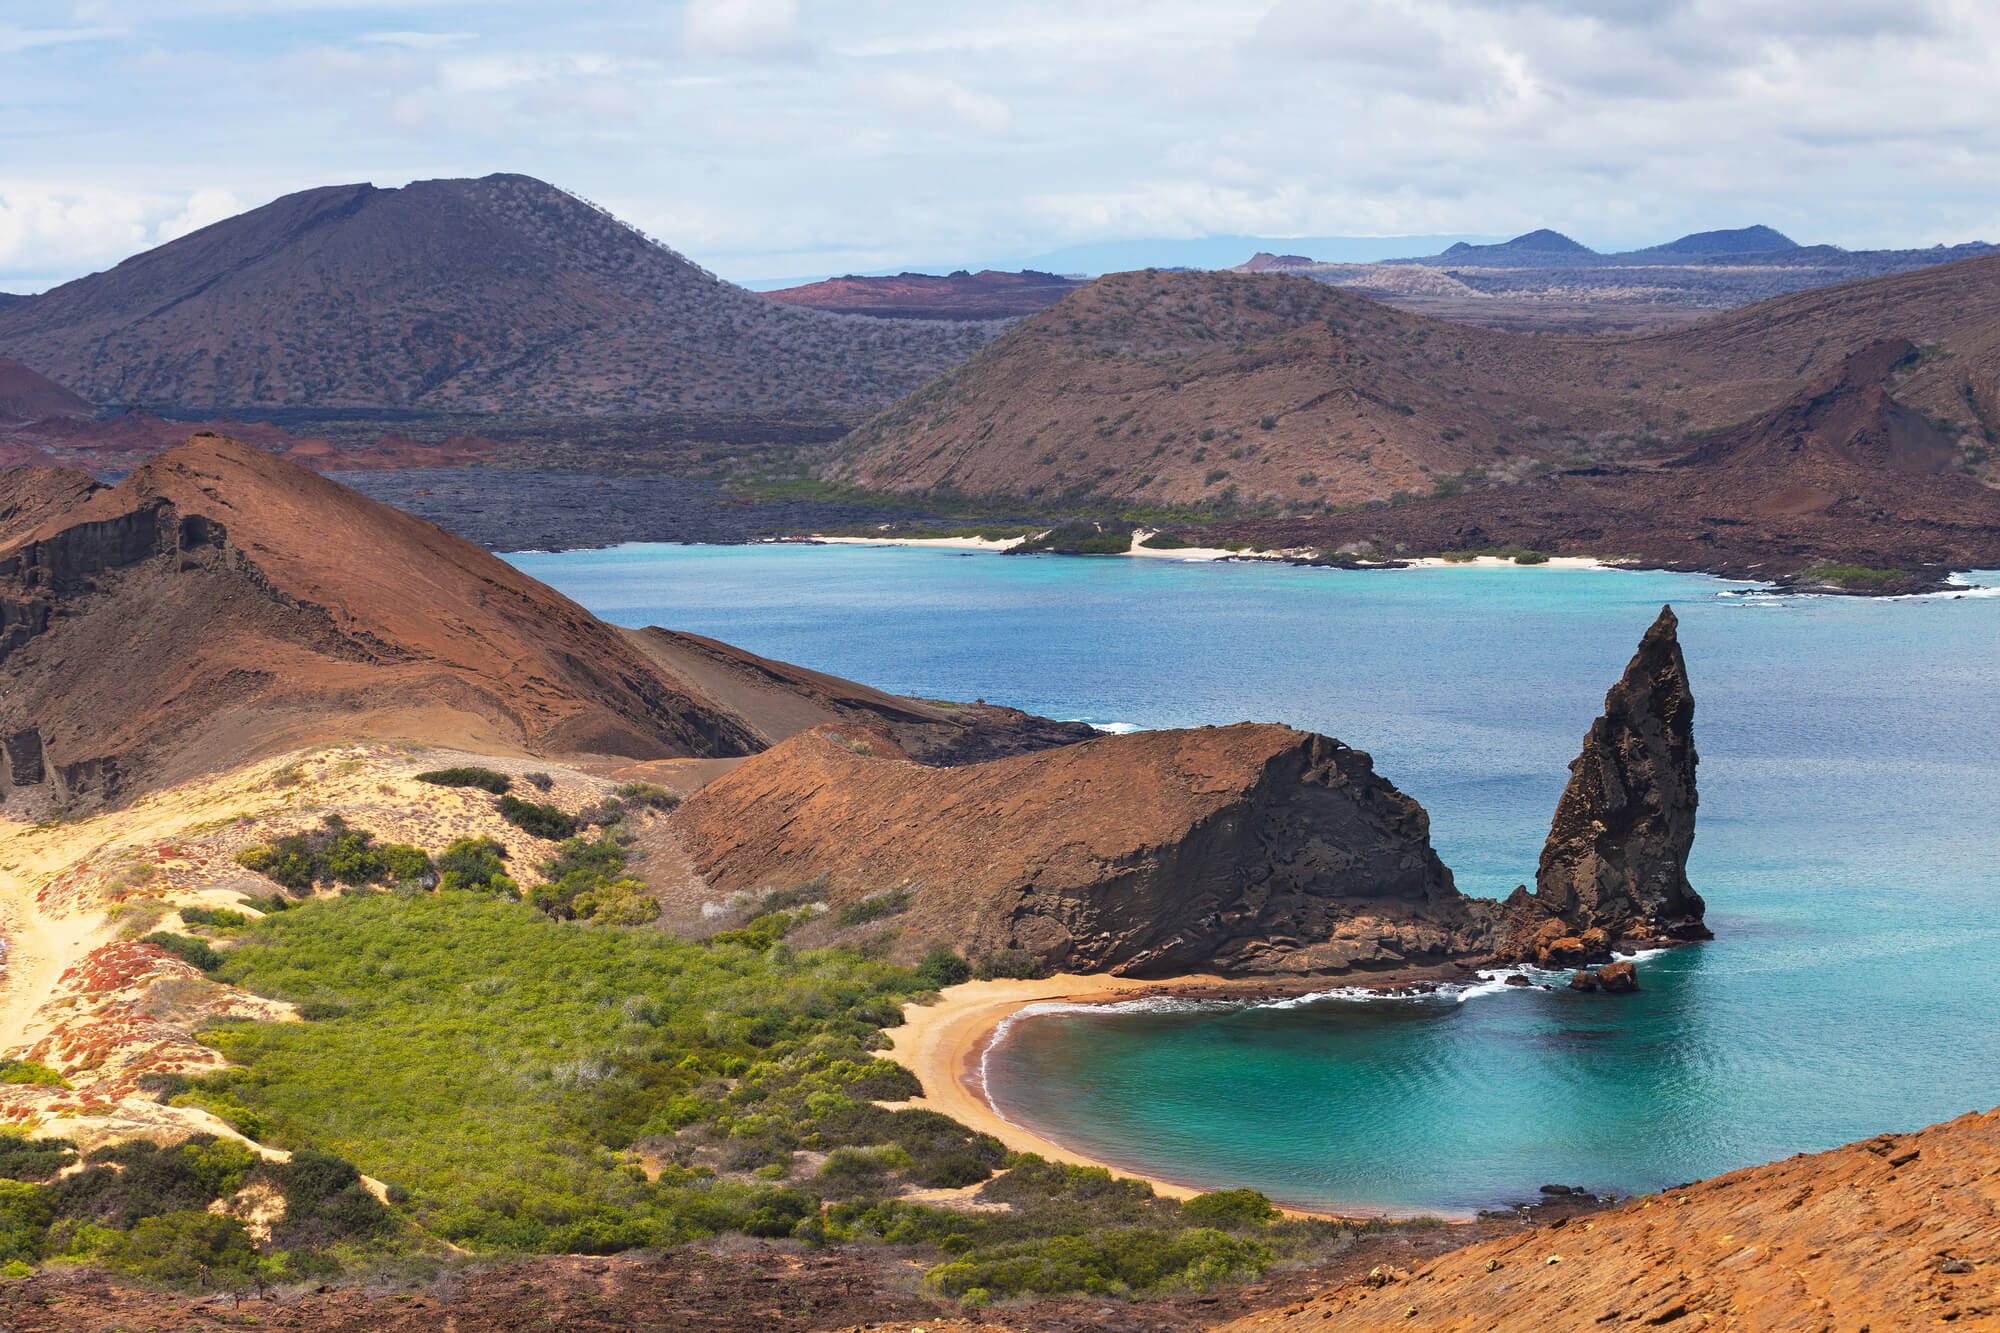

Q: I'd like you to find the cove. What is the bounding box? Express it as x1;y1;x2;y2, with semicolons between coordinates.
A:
506;543;2000;1214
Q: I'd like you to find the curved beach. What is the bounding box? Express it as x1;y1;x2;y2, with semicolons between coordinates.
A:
884;973;1419;1219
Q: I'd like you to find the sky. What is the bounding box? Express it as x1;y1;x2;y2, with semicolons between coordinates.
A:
4;0;1999;291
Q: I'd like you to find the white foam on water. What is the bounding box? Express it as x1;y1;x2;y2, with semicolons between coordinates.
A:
1070;720;1145;734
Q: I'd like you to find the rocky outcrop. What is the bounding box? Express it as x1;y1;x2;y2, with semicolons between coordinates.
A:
1525;605;1707;946
674;722;1504;978
674;611;1706;979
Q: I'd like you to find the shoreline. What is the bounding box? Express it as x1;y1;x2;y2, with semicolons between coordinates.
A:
882;971;1481;1222
803;531;1623;571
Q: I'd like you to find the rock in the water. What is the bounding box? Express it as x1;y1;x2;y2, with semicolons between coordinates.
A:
1596;960;1639;993
1567;969;1601;992
1533;605;1708;943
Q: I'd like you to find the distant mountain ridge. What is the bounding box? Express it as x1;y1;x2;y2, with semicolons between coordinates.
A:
0;174;996;417
1387;224;1993;270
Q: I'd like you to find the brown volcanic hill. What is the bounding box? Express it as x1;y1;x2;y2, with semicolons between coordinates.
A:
0;175;995;416
830;256;2000;512
1229;340;2000;586
673;721;1503;977
0;436;1078;806
763;269;1082;321
1217;1106;2000;1332
673;607;1703;979
0;357;91;423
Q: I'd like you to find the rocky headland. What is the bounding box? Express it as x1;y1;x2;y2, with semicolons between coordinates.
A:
674;605;1706;980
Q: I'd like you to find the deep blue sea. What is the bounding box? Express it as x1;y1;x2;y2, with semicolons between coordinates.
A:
507;544;2000;1215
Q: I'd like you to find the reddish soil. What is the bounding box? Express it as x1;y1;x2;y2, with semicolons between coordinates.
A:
0;1209;1584;1332
765;270;1082;321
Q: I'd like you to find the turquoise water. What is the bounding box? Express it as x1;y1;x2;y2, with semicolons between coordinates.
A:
507;544;2000;1214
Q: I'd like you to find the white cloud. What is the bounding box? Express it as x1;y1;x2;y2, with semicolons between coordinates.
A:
871;73;1012;135
681;0;808;59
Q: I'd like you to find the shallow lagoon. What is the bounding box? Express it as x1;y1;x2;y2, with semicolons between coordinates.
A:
508;543;2000;1213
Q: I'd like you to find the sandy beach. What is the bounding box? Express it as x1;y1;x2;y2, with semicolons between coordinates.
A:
802;533;1628;572
881;973;1423;1219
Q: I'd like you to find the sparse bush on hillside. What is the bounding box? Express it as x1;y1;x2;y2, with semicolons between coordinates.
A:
179;906;251;932
235;819;433;895
414;766;512;794
615;781;680;811
834;888;910;927
971;949;1050;981
497;794;577;840
143;932;222;973
436;837;516;894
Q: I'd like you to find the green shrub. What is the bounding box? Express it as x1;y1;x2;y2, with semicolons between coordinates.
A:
235;820;431;895
523;772;555;792
1801;561;1904;588
414;767;512;793
615;782;680;811
1513;550;1550;565
0;1136;76;1183
108;1211;258;1289
0;1179;52;1265
178;906;251;932
926;1226;1270;1299
144;933;222;972
915;947;972;989
498;795;577;841
834;889;910;927
1139;532;1192;550
436;837;514;893
0;1061;69;1089
1181;1189;1278;1229
972;949;1049;981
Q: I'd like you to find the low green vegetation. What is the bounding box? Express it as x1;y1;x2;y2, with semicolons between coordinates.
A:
139;891;1396;1299
1139;531;1192;550
496;794;577;840
0;1133;388;1289
414;766;512;793
144;932;223;972
1012;519;1134;556
179;905;251;932
833;888;911;927
0;1061;69;1089
1513;550;1550;565
1799;561;1905;589
235;818;433;896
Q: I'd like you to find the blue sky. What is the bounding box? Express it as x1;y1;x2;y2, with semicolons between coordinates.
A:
4;0;1997;290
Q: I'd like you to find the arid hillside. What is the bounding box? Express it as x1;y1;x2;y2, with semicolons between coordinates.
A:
1227;340;2000;587
1217;1106;1999;1332
831;257;2000;511
764;269;1082;320
0;435;1081;807
0;357;92;424
0;175;995;416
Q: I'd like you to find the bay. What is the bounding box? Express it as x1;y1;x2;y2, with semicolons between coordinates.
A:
507;543;2000;1214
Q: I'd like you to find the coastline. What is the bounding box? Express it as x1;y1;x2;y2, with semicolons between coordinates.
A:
882;972;1471;1221
804;532;1623;571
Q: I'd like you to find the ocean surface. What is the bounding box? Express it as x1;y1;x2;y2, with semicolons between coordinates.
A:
507;543;2000;1215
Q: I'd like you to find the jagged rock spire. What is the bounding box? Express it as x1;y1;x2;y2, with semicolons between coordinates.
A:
1534;605;1708;942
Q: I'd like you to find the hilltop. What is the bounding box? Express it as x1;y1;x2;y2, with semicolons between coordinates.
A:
0;435;1084;806
830;257;2000;578
763;269;1082;320
0;175;996;417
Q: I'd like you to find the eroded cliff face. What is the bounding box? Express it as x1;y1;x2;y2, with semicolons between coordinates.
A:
1528;605;1707;945
674;721;1509;977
